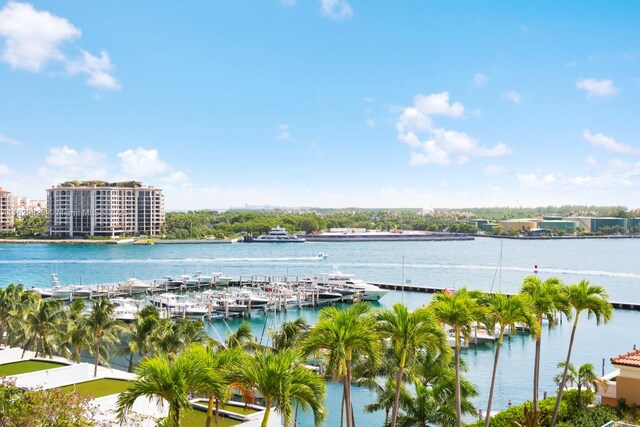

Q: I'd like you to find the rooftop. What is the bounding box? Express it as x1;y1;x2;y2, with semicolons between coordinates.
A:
611;348;640;368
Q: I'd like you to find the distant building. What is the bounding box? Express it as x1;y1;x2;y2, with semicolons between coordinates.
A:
537;220;578;234
0;188;14;231
498;219;538;233
591;217;628;233
47;180;164;238
564;216;592;232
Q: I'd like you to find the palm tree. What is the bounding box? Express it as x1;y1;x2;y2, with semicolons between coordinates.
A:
303;303;380;427
224;321;257;350
269;317;310;352
482;293;538;427
86;297;124;377
554;362;605;408
61;299;89;363
234;348;326;427
520;275;568;411
375;303;449;427
0;284;24;347
429;288;484;427
363;378;397;427
549;280;613;427
117;306;160;372
397;378;451;427
152;318;207;362
23;298;64;358
117;344;224;427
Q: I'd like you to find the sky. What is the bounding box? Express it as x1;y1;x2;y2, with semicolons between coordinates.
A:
0;1;639;210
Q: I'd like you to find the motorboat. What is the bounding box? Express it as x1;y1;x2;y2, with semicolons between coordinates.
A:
110;298;142;322
212;272;233;286
316;252;328;260
233;289;270;309
303;270;388;301
33;274;76;299
253;226;305;243
118;277;153;293
198;291;249;314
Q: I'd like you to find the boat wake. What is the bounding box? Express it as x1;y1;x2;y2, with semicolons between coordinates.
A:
0;255;327;265
337;262;640;280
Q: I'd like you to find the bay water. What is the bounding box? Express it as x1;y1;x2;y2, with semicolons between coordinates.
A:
1;237;639;425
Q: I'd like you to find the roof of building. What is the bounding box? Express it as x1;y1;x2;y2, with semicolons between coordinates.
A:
0;187;10;194
611;348;640;367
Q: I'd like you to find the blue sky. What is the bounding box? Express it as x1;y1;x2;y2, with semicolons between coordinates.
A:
0;1;639;210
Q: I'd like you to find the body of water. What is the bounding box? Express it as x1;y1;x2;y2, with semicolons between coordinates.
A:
1;237;639;426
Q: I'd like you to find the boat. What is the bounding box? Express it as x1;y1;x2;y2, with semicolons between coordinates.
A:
233;289;270;309
33;274;76;299
253;226;305;243
118;277;153;293
316;252;328;260
303;270;388;301
212;272;233;286
110;298;142;322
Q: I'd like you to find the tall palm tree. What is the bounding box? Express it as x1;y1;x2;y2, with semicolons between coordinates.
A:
60;299;89;363
554;362;605;408
269;317;310;352
375;303;449;427
117;344;224;427
224;321;257;350
86;297;124;377
429;288;484;427
234;348;326;427
397;378;452;427
152;318;207;362
117;306;160;372
520;275;568;411
303;303;380;427
481;293;538;427
23;298;64;358
363;378;397;427
0;284;24;347
549;280;613;427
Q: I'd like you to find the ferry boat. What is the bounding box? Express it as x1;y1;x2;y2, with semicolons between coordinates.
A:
253;226;305;243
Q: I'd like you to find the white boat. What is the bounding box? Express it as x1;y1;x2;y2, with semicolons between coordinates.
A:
212;273;233;286
253;226;305;243
305;270;388;301
316;252;328;260
110;298;142;322
149;293;216;319
33;274;75;299
233;289;270;309
198;291;249;314
118;277;153;293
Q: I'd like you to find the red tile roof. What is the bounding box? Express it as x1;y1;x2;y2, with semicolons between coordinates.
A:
611;349;640;367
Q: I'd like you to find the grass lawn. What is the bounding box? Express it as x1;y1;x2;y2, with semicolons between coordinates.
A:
182;408;243;427
0;360;67;376
56;378;132;398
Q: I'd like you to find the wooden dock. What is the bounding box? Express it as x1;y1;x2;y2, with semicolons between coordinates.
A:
369;282;640;311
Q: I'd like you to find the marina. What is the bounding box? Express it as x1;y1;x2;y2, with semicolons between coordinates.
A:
1;238;640;425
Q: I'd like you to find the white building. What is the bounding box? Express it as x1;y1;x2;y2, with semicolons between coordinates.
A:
0;187;14;231
47;181;164;238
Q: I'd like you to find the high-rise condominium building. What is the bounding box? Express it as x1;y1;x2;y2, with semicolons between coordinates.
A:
0;188;14;231
47;180;164;238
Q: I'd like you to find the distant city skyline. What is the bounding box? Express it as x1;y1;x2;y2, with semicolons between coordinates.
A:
1;1;639;210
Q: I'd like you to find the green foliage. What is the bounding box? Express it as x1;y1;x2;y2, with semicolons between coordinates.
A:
0;380;96;426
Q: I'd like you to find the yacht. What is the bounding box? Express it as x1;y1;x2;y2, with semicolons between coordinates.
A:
33;274;75;299
118;277;153;293
110;298;142;322
305;270;389;301
253;226;305;243
233;289;270;309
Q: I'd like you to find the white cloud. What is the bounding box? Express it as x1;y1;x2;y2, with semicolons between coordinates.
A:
502;91;522;104
39;146;108;184
517;172;556;187
0;164;13;175
366;119;376;128
576;78;618;97
0;1;80;71
473;73;488;87
282;0;297;6
583;129;638;154
363;96;374;103
586;155;598;169
117;147;188;184
484;164;506;176
320;0;353;20
414;92;464;117
67;49;120;90
0;134;20;145
396;92;510;166
276;124;291;141
0;2;119;90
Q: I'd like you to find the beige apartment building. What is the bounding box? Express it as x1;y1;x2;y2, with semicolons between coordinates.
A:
0;187;14;231
47;181;164;238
